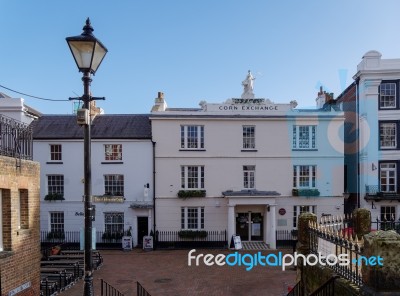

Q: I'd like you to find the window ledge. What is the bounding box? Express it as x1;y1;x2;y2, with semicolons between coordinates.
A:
179;149;206;152
46;161;63;164
101;161;124;164
241;149;258;152
0;251;14;259
292;149;318;151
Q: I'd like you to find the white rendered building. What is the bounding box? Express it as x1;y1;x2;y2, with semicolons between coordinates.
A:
0;92;41;124
150;73;345;248
32;114;154;246
338;50;400;223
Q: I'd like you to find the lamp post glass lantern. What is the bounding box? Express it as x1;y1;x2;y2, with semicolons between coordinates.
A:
66;18;107;296
66;18;108;74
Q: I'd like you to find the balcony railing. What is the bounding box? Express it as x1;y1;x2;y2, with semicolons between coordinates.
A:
0;114;33;160
365;185;400;200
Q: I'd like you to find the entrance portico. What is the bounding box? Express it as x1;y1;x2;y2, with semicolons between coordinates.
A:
225;192;278;249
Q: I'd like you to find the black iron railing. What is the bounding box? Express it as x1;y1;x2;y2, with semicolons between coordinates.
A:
309;275;339;296
309;220;363;287
137;282;151;296
276;230;298;249
371;218;400;234
0;114;33;160
100;279;124;296
365;185;400;200
40;230;132;254
155;230;227;249
287;281;304;296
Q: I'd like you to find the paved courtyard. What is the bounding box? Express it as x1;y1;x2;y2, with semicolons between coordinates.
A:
60;249;297;296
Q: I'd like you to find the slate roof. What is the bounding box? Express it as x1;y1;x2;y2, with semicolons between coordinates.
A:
31;114;151;139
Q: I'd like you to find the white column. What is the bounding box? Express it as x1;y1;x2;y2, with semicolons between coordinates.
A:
227;204;235;248
266;205;276;249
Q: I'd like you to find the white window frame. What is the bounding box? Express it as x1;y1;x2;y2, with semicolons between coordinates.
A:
293;205;316;228
180;125;204;150
104;174;124;196
380;163;397;193
50;144;62;161
50;212;64;233
242;125;255;149
293;125;317;149
181;207;204;230
380;206;396;221
380;83;396;109
379;122;397;149
181;166;204;189
104;144;122;161
47;175;64;195
104;212;124;234
243;165;255;189
293;165;316;188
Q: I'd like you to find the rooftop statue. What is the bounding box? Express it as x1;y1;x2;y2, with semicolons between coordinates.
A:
241;70;255;99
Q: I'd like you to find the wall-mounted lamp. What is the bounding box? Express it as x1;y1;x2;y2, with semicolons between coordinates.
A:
372;163;377;171
343;192;350;200
371;201;376;209
267;206;270;212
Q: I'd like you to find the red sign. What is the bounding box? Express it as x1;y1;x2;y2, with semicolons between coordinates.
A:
278;208;286;216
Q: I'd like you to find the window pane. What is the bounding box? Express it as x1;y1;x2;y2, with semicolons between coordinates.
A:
181;166;204;189
380;83;396;108
243;126;255;149
243;165;255;189
104;174;124;195
50;212;64;233
104;212;124;234
181;125;204;149
105;144;122;160
380;163;397;192
380;123;396;148
50;145;62;161
48;175;64;195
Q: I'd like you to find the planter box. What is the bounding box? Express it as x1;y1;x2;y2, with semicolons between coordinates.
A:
292;188;320;197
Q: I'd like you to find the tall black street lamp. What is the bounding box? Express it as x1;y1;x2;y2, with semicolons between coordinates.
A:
66;18;107;296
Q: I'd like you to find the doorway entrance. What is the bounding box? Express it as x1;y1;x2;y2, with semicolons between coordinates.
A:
137;217;148;246
235;212;263;241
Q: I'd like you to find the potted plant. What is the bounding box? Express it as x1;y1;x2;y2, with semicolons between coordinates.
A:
177;190;206;199
44;193;65;201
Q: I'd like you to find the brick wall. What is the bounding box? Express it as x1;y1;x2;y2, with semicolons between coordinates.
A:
0;156;40;296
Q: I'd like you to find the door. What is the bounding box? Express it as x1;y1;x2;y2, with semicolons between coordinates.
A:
235;212;263;241
236;213;249;240
137;217;148;246
250;213;263;241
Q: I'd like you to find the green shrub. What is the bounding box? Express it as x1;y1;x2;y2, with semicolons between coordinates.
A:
177;190;206;199
44;193;65;201
292;188;320;196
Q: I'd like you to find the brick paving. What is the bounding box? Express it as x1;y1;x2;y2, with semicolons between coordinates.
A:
60;249;297;296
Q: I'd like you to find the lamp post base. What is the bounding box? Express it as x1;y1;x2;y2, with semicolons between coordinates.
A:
83;273;94;296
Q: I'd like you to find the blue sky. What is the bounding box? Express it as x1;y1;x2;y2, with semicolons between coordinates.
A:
1;0;400;114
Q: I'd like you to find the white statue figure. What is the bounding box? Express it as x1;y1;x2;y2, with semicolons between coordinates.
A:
241;70;255;99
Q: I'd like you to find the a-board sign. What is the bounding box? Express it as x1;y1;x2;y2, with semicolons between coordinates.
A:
233;235;242;250
122;236;132;251
143;236;153;251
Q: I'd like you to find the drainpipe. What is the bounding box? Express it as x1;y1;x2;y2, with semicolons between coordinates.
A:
152;141;156;234
356;80;360;209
